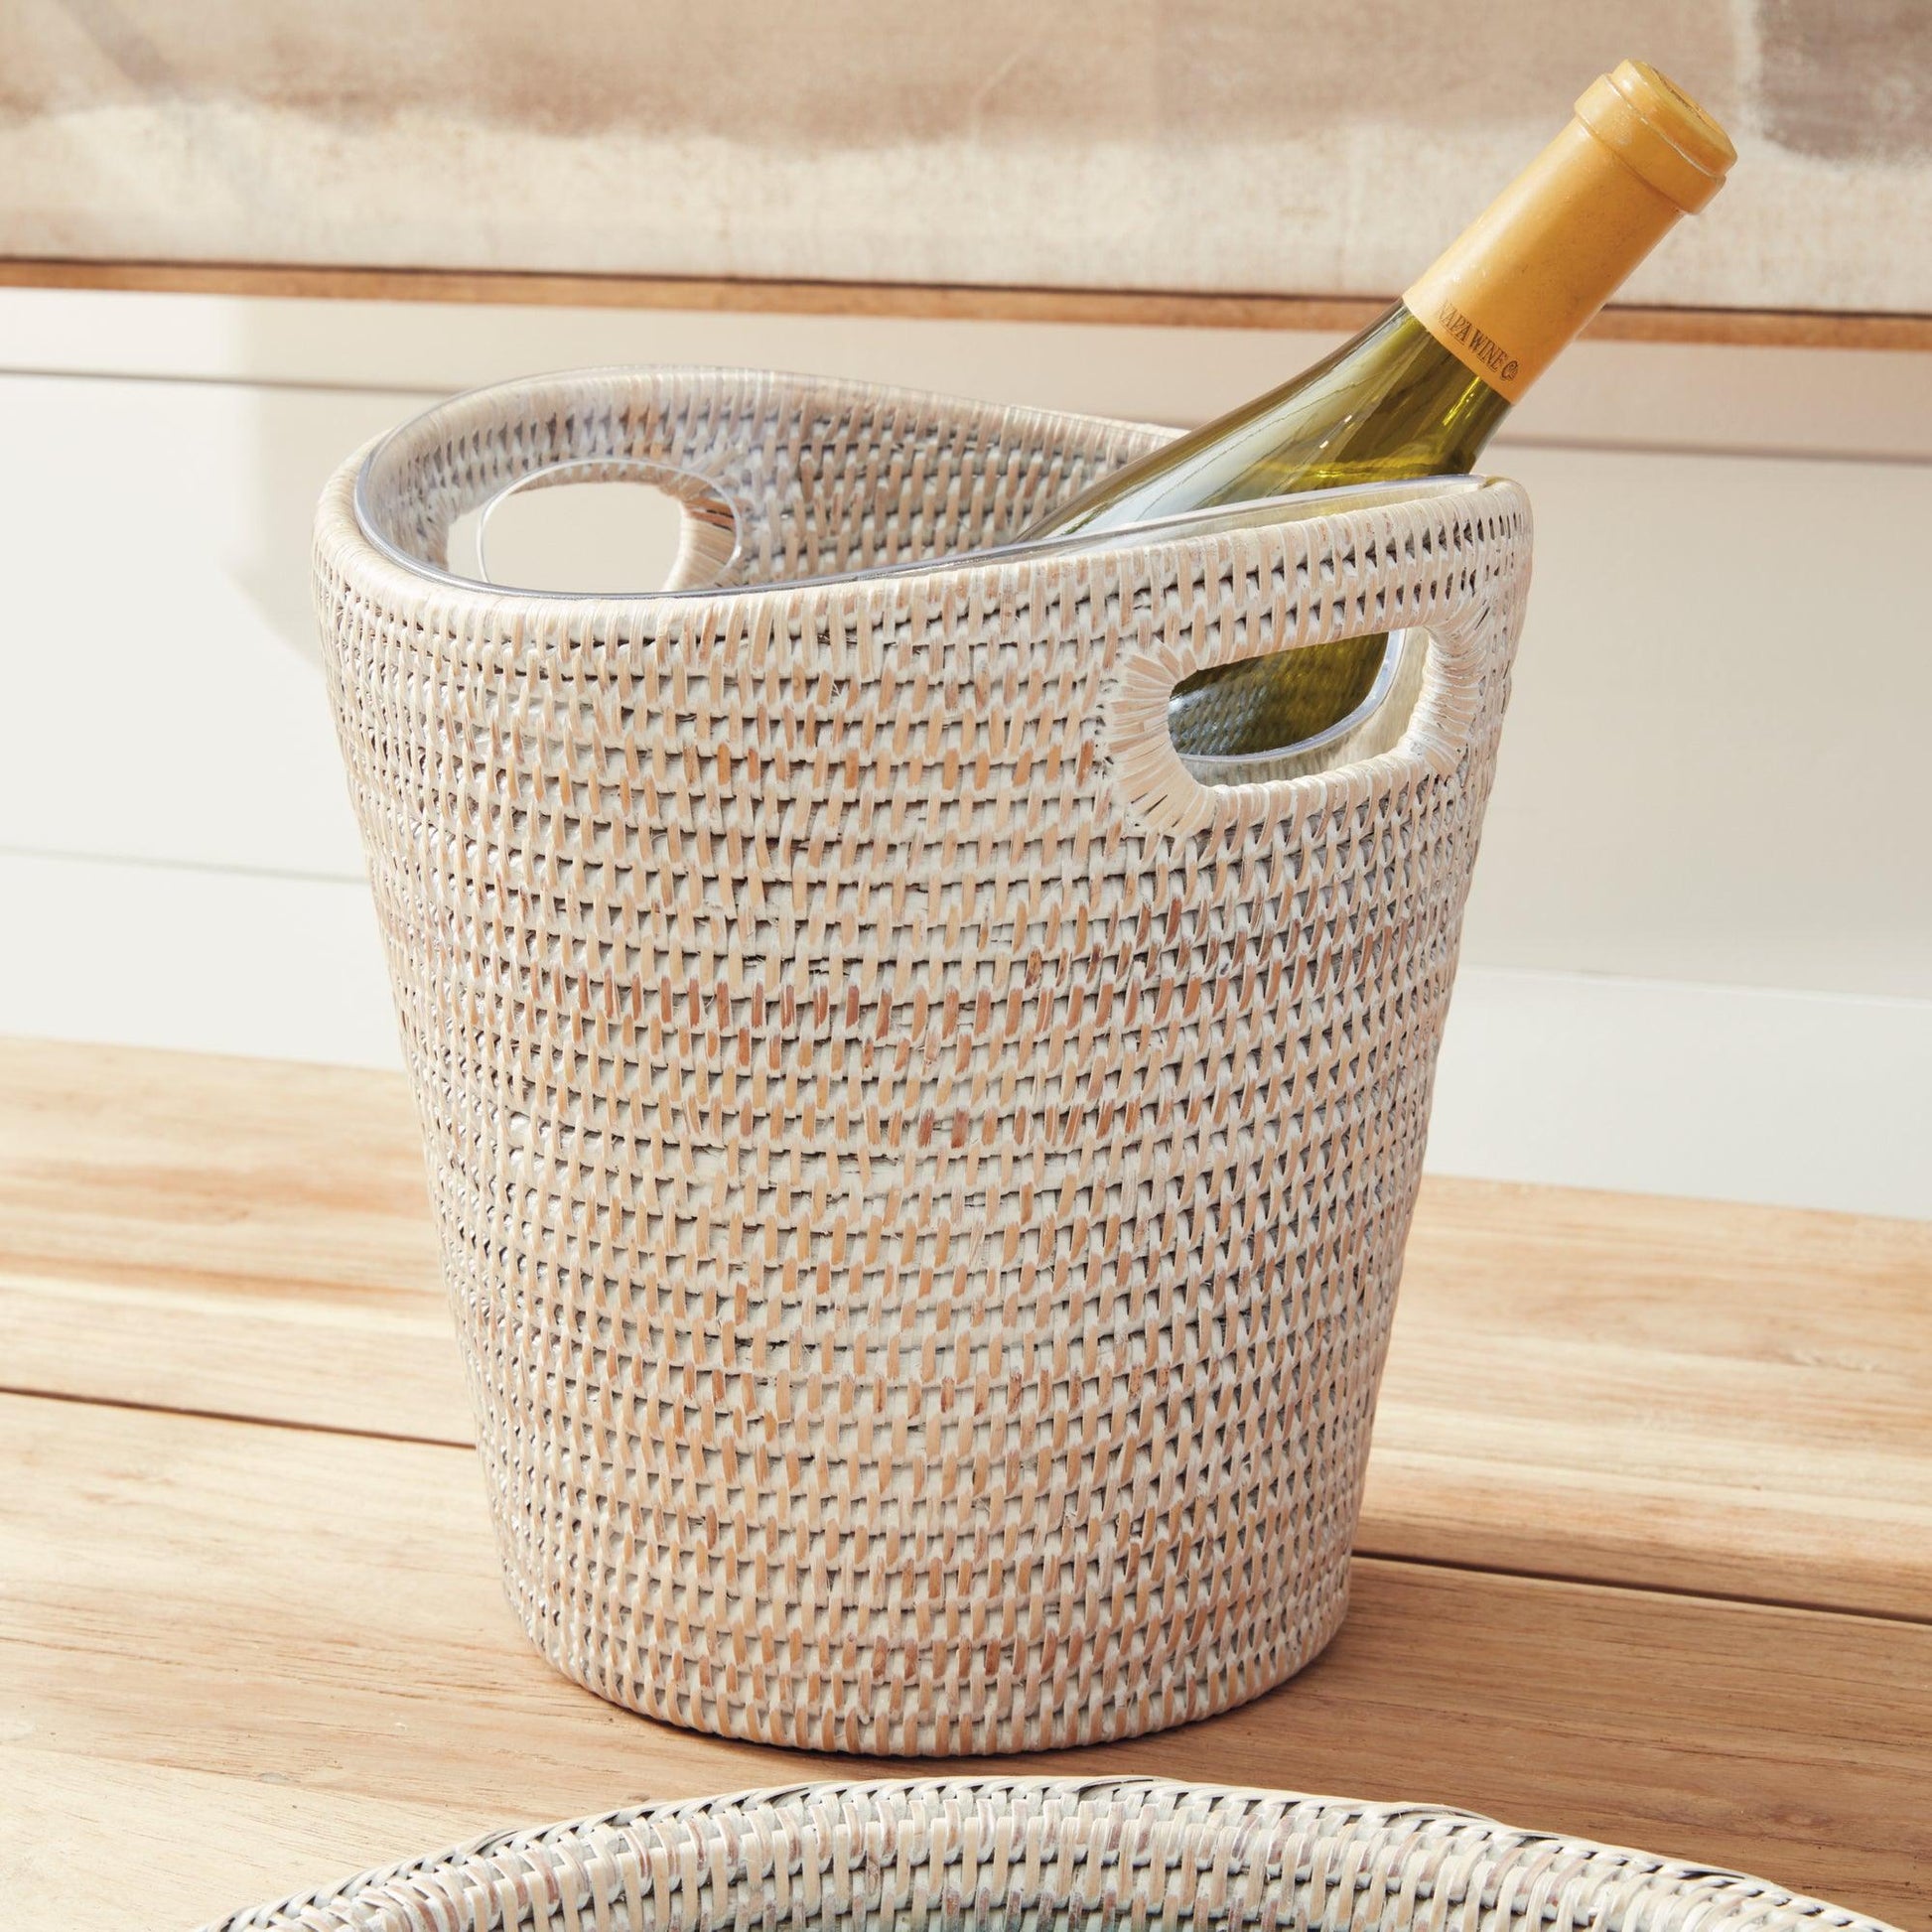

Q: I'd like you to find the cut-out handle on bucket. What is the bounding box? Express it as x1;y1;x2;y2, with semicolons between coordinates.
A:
1099;480;1510;836
474;457;743;595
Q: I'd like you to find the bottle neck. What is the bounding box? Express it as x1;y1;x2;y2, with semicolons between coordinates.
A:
1338;304;1514;476
1403;117;1696;404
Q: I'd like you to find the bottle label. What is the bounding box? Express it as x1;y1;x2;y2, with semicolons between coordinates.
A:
1411;292;1523;396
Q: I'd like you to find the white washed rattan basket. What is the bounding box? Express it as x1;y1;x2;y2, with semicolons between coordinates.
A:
205;1779;1901;1932
316;367;1532;1754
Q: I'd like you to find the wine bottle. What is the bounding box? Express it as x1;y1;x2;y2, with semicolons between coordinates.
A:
1022;61;1735;770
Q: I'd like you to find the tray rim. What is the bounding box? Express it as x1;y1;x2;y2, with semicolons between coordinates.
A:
200;1774;1902;1932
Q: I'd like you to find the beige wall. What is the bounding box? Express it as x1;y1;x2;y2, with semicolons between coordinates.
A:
4;1;1930;311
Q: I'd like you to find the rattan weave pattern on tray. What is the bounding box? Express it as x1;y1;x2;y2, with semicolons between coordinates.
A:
207;1778;1902;1932
319;369;1531;1756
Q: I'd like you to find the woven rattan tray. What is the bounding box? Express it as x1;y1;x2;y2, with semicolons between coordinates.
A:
206;1778;1900;1932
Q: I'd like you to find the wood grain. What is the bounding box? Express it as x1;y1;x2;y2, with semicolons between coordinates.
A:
0;1751;481;1932
0;1036;467;1443
4;1036;1929;1619
4;1389;1928;1932
4;258;1930;351
1365;1179;1932;1620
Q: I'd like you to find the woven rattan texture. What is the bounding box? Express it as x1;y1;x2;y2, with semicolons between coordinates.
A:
317;369;1531;1754
206;1779;1900;1932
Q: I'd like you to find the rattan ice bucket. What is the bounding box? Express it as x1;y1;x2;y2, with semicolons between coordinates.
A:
316;366;1532;1755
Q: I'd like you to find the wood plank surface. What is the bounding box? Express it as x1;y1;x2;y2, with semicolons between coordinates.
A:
4;1037;1927;1618
5;259;1932;352
4;1389;1928;1931
0;1037;467;1442
1367;1182;1932;1620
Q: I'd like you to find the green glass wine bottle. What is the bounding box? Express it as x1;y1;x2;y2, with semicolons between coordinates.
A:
1021;60;1736;766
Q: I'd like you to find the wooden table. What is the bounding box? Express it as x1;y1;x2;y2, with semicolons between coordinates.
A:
3;1036;1929;1930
